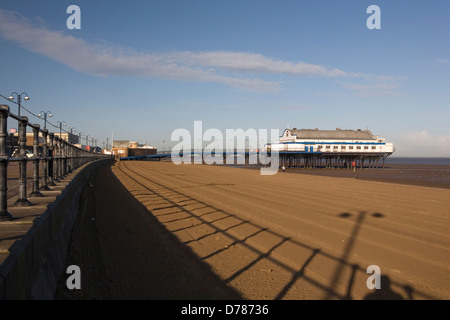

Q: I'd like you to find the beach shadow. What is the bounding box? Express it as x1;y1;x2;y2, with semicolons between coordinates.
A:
364;275;405;300
0;234;22;242
324;211;368;299
333;211;416;300
55;162;242;300
100;161;436;300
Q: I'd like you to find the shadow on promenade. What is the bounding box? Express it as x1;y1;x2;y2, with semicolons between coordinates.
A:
54;162;242;300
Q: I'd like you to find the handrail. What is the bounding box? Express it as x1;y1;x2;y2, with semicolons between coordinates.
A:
0;104;110;221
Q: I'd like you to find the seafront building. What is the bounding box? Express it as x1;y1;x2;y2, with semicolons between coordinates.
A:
112;140;157;158
7;131;97;156
269;128;395;169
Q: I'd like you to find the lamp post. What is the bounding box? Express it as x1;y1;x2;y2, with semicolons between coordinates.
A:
8;92;30;157
38;111;53;130
56;121;66;140
67;126;76;144
8;92;30;117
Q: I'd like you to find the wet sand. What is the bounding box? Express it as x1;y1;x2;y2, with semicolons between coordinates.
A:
55;160;450;300
266;163;450;190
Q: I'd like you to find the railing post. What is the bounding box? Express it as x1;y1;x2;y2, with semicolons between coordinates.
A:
48;133;56;186
59;138;64;178
0;105;12;220
60;140;65;177
29;124;43;197
68;143;73;173
40;129;50;190
61;138;65;178
67;143;71;173
14;116;32;206
63;140;68;175
54;136;60;182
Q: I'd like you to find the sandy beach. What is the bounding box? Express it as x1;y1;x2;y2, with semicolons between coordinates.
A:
55;160;450;300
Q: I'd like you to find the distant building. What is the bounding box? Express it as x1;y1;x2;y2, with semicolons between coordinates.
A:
112;140;157;158
54;132;79;145
271;128;395;155
9;131;79;147
269;127;395;169
8;131;81;156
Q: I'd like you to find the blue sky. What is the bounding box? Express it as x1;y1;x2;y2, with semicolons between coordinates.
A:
0;0;449;156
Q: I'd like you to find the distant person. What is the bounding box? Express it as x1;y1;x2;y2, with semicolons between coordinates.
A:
282;165;285;172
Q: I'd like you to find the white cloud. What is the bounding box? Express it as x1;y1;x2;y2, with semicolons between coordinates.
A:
174;51;351;77
276;105;310;111
0;8;402;93
435;58;449;64
340;82;402;97
397;130;450;157
409;130;450;146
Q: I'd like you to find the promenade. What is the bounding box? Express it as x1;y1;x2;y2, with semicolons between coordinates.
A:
54;161;241;299
0;162;75;267
55;160;450;300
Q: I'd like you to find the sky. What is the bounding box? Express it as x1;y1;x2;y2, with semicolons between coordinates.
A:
0;0;449;156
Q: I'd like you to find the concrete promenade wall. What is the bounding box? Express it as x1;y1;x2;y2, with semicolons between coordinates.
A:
0;159;112;300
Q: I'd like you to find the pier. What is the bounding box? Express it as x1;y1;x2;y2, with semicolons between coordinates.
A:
119;150;390;170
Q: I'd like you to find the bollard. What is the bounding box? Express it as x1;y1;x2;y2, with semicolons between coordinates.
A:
14;116;32;206
0;105;13;220
40;129;50;190
29;124;43;197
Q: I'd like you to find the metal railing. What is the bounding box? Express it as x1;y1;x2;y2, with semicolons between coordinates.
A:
0;104;110;221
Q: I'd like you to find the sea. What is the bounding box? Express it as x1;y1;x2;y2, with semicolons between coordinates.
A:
385;157;450;165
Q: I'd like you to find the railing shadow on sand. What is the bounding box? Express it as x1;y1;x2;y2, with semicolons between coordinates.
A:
118;162;435;300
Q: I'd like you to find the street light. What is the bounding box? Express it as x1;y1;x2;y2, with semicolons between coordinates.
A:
8;92;30;117
38;111;53;130
56;121;66;139
67;126;76;144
